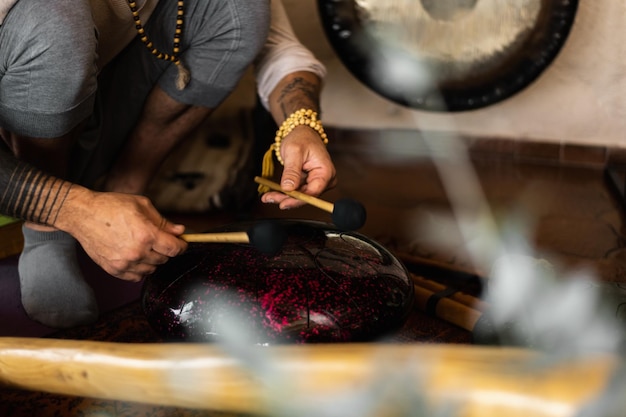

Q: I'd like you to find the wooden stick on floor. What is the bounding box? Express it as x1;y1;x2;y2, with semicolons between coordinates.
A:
411;279;483;332
394;251;485;280
0;337;616;416
411;273;489;312
393;251;491;330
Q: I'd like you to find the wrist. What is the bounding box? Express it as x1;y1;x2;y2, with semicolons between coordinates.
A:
52;183;95;234
273;108;328;165
258;108;329;194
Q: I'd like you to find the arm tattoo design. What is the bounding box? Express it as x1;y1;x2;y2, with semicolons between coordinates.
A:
277;76;320;118
0;147;72;225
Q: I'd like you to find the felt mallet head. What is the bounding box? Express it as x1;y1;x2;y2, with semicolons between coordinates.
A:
180;221;287;255
254;176;367;231
331;198;367;231
246;220;288;255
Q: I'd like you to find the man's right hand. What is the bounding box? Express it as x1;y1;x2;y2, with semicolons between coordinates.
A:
55;187;188;282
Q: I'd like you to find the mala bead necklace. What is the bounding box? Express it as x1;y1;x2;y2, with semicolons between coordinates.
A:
126;0;190;90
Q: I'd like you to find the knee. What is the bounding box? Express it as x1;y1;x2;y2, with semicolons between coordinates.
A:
27;2;98;83
0;0;98;135
2;0;98;90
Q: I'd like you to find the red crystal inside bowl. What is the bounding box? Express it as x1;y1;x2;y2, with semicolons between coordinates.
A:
142;220;414;344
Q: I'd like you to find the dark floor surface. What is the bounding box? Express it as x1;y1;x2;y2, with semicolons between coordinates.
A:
0;127;625;415
2;128;625;336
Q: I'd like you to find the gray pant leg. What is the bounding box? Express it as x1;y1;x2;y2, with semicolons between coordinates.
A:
0;0;97;138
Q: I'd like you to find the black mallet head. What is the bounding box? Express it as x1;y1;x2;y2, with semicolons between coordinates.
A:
331;198;367;231
252;176;366;231
247;221;288;255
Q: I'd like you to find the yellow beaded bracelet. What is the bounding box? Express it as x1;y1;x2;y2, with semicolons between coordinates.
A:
258;109;329;194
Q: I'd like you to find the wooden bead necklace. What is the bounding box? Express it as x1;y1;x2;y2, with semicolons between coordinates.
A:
126;0;190;90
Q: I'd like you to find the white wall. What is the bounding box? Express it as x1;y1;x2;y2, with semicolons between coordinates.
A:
282;0;626;148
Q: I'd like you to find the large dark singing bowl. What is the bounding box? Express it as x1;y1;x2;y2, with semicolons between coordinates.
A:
318;0;578;111
142;220;415;344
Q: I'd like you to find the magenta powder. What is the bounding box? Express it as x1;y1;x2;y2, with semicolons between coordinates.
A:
142;220;414;344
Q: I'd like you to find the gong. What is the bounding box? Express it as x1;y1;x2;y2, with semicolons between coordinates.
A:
142;219;415;344
318;0;578;111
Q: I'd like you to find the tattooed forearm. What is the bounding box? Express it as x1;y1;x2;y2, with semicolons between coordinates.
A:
0;147;72;225
276;76;321;118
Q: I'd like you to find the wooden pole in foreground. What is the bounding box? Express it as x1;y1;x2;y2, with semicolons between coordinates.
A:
0;337;618;416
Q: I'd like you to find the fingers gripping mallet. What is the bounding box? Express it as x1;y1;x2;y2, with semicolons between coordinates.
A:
254;176;367;231
181;221;287;255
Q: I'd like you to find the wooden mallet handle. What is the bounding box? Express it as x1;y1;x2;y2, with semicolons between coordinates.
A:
181;231;249;243
254;176;367;230
254;176;334;213
180;221;288;255
0;337;616;416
